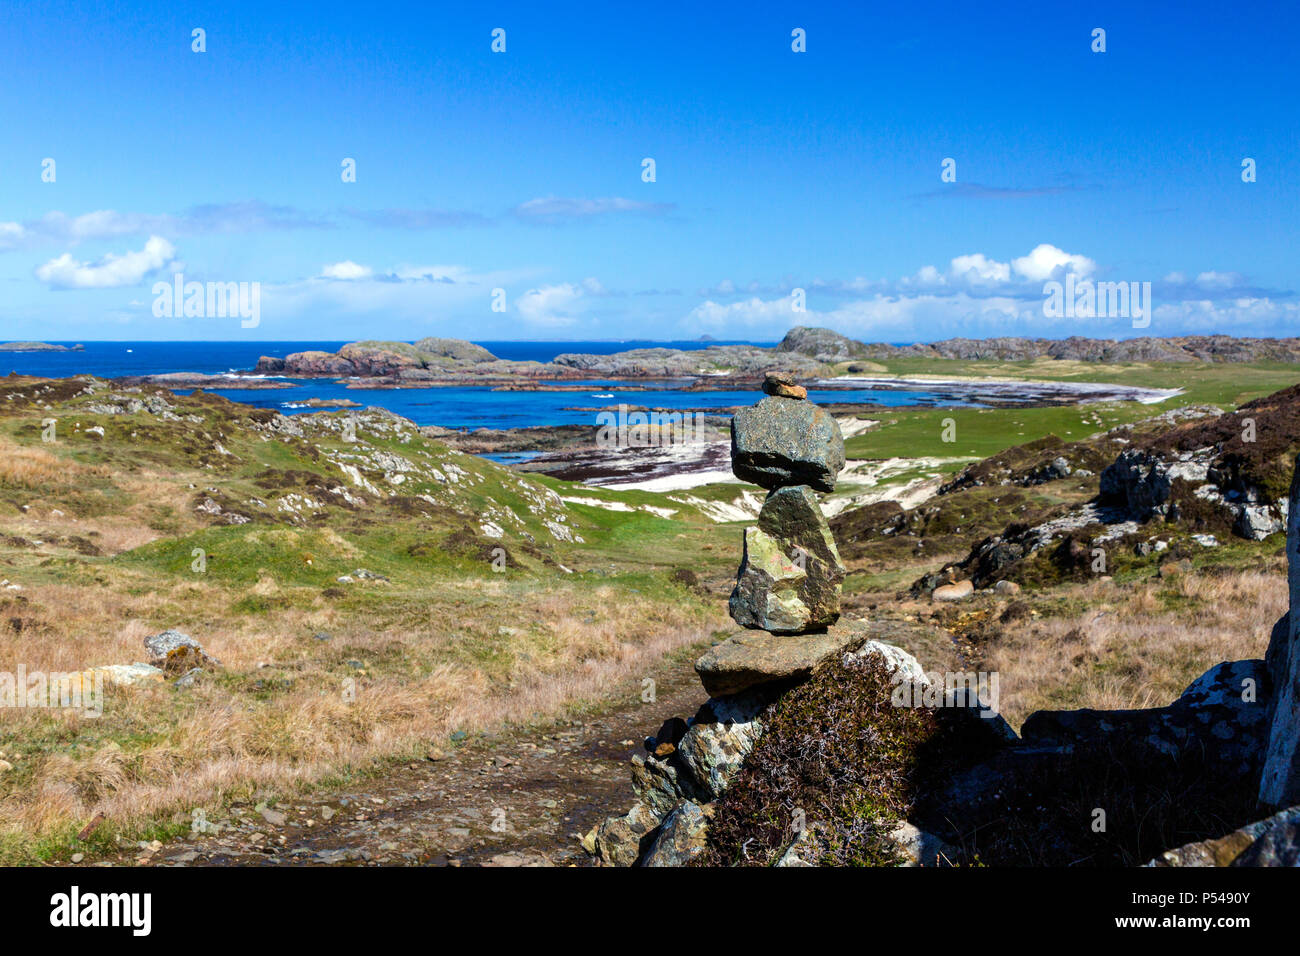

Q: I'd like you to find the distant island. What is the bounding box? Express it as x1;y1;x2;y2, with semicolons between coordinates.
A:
244;329;1300;390
0;341;84;352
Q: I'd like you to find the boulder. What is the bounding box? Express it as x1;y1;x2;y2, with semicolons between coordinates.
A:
842;640;930;684
695;621;867;697
1260;454;1300;807
1148;804;1300;867
675;690;770;800
1022;658;1271;777
932;580;974;602
641;801;709;867
731;396;845;493
729;485;845;632
143;629;220;674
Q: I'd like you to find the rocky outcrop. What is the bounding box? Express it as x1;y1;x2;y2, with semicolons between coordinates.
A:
775;327;871;363
859;334;1300;364
1260;453;1300;808
411;337;495;363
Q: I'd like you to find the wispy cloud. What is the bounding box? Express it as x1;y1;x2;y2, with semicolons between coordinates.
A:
511;196;676;224
342;207;493;229
0;201;329;251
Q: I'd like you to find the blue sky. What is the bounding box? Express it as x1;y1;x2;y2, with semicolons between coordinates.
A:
0;0;1296;342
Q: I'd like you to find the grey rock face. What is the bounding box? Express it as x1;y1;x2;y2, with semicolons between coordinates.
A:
1260;454;1300;807
731;396;845;493
1099;450;1177;520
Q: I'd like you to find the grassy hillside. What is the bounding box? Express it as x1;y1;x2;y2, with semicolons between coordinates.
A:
0;377;734;863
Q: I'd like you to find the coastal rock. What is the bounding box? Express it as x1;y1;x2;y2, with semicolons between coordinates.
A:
729;485;845;632
731;396;845;493
1021;658;1271;777
776;327;870;363
695;621;867;697
1260;454;1300;808
640;801;709;867
412;338;496;363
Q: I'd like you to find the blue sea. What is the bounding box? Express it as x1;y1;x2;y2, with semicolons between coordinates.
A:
1;340;974;431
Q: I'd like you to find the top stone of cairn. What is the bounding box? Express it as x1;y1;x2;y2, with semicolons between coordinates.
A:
731;382;845;493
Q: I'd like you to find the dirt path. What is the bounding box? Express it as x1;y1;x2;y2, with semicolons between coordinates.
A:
111;649;708;867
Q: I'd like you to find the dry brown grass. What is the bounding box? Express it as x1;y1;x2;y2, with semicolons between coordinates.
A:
0;438;108;489
988;568;1286;728
0;571;727;858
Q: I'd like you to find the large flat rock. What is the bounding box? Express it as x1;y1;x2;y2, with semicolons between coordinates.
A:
695;621;867;697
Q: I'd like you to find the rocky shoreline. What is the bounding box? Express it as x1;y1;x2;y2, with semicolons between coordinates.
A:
240;328;1300;391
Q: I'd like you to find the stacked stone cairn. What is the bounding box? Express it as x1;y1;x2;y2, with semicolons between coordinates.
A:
585;400;1300;865
585;375;912;866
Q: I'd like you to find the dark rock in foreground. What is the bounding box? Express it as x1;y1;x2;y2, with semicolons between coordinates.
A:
1020;658;1272;777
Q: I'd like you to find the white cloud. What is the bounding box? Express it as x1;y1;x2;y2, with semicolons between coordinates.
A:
950;253;1012;284
1010;243;1096;281
516;283;586;326
320;260;373;280
34;236;176;289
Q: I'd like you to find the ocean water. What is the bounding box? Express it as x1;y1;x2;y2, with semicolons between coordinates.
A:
1;340;974;430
